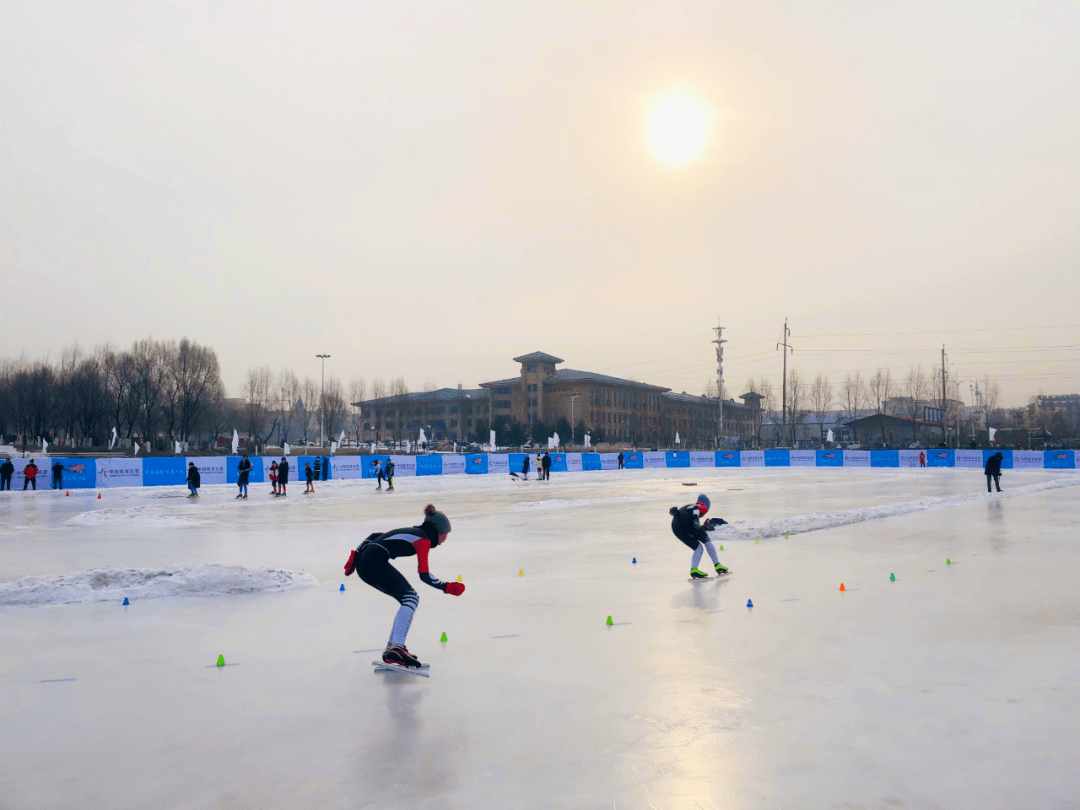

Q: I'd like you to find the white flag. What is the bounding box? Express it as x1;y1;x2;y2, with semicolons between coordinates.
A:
405;440;411;453
338;429;346;446
988;427;997;443
174;441;183;454
584;433;591;448
826;429;834;443
553;432;560;448
42;437;49;454
109;427;118;450
330;441;339;454
418;428;427;445
133;441;141;456
453;441;457;453
547;436;554;449
675;432;680;445
490;429;496;451
231;429;239;455
284;442;291;456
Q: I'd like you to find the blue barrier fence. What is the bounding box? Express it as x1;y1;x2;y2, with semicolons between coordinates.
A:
6;450;1073;490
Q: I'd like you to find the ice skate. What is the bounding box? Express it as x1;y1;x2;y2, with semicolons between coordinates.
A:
381;644;422;669
690;568;709;579
714;562;729;575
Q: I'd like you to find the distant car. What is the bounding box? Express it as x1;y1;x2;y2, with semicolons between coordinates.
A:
842;442;861;450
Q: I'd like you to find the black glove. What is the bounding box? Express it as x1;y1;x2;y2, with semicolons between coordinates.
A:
705;517;728;529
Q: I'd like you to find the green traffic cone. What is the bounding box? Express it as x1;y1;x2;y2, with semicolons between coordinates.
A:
440;632;448;642
890;573;895;581
719;545;723;551
946;558;952;565
606;615;613;626
216;654;225;667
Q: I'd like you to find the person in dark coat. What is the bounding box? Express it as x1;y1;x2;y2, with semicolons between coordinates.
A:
385;458;395;492
23;460;39;490
313;456;322;481
305;462;315;493
322;455;329;481
541;452;552;481
617;452;624;470
0;458;13;491
51;460;67;489
984;452;1004;493
236;455;252;499
277;457;289;496
521;455;530;480
186;462;201;497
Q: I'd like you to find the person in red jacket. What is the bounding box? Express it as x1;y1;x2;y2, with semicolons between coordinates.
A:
343;504;464;669
23;459;39;491
919;451;926;467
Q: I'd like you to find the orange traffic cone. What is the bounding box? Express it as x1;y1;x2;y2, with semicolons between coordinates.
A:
839;583;846;592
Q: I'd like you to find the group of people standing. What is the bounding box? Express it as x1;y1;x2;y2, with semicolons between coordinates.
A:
518;453;552;480
0;459;69;490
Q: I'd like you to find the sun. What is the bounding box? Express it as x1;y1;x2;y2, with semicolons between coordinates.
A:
650;97;708;165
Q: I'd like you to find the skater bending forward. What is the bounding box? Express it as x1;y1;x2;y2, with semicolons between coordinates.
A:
344;504;465;668
670;494;728;579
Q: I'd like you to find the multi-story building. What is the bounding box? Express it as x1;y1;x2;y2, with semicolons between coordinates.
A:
353;386;489;443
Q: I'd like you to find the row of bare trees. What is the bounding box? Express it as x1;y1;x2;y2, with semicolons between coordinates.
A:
0;339;224;449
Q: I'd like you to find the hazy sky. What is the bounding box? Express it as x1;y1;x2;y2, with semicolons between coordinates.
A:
2;1;1077;406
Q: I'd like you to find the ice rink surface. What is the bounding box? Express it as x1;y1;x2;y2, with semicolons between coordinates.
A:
2;466;1078;810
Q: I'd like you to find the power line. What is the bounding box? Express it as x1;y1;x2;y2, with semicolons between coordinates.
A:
799;324;1079;338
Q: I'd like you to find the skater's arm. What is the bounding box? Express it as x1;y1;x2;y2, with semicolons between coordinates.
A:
413;538;448;591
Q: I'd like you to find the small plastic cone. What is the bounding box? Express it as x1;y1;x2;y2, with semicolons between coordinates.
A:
785;533;789;539
890;573;895;581
746;599;754;608
518;569;523;576
97;493;101;499
719;545;723;551
606;616;613;626
457;575;462;582
755;539;759;544
946;558;952;565
440;632;448;642
632;558;636;564
66;491;69;496
839;583;846;592
339;584;345;591
216;654;225;667
122;597;129;605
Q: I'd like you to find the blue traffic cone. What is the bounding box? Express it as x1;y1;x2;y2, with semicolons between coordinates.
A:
122;597;129;606
632;557;637;564
746;599;754;608
339;584;345;592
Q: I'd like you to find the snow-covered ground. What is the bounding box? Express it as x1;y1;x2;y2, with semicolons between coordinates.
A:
1;467;1078;809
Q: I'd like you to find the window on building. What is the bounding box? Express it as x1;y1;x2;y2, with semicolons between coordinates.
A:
527;365;536;373
450;420;457;427
466;419;472;427
495;400;512;409
531;397;538;407
386;421;395;429
497;387;511;395
450;406;459;414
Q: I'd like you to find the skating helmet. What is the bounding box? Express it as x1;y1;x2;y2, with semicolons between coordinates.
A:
423;504;451;542
695;494;711;515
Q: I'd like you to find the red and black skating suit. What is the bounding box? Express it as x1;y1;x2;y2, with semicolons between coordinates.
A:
670;503;711;550
351;525;448;610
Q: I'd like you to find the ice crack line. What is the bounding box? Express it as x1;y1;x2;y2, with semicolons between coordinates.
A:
715;478;1080;542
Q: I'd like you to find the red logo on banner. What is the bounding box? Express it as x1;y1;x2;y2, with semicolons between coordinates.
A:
825;453;836;459
1056;453;1067;460
68;464;85;473
936;452;947;458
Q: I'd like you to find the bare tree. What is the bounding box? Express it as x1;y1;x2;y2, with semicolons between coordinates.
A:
811;373;833;443
905;366;930;445
129;338;171;447
276;369;302;447
868;369;895;415
787;369;806;446
300;378;320;446
841;371;864;421
101;346;138;439
321;376;346;445
244;366;278;452
348;378;367;446
370;378;386;442
390;377;409;446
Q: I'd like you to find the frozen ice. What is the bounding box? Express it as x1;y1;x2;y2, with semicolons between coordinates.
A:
1;466;1078;809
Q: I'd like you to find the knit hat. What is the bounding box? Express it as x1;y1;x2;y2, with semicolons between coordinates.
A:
696;494;711;514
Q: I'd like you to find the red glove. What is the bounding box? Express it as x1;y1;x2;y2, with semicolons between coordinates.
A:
444;582;465;596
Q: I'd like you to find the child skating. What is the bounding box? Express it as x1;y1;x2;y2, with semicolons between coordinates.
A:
304;462;315;493
268;460;279;495
343;504;464;671
669;493;728;579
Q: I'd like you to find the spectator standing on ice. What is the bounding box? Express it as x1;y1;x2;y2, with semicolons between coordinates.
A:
670;494;728;579
541;452;551;481
0;457;13;491
51;459;67;489
322;456;330;481
385;458;395;492
373;459;385;490
186;462;201;497
521;455;530;480
268;460;279;495
277;457;289;497
23;459;39;491
304;462;315;493
236;455;252;499
985;452;1004;493
919;451;926;467
343;504;464;670
313;456;321;481
617;452;624;470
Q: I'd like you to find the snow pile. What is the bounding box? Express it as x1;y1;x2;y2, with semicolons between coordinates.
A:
716;478;1080;542
68;507;197;528
0;564;318;606
515;495;668;510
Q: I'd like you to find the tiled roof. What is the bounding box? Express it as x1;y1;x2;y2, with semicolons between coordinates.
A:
512;351;565;364
479;377;520;388
545;369;670;392
352;388;489;407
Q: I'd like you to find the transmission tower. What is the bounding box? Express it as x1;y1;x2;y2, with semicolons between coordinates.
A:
712;318;726;447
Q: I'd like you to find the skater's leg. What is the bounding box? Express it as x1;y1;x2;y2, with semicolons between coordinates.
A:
986;474;992;493
691;543;704;570
389;592;419;646
703;539;720;567
357;546;422;663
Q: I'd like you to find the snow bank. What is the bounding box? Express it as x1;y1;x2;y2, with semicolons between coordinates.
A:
67;507;198;528
715;478;1080;542
0;564;318;606
515;495;668;510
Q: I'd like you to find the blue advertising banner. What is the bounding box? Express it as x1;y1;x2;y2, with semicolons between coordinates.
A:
764;449;789;467
1045;450;1075;469
227;455;264;484
549;454;568;473
465;454;488;474
666;451;690;468
716;451;739;467
362;456;391;479
816;450;843;467
622;452;643;469
415;455;443;476
983;449;1012;469
53;458;96;489
582;453;602;471
926;449;954;467
142;457;187;487
870;450;899;468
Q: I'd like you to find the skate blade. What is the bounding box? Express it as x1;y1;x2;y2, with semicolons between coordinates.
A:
371;661;430;676
688;574;733;583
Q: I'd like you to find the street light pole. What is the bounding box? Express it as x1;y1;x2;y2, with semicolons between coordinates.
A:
316;354;330;448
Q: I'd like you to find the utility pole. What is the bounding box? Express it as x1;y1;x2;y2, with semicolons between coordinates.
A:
940;344;948;444
777;319;793;446
316;354;330;448
712;318;726;448
570;394;580;443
